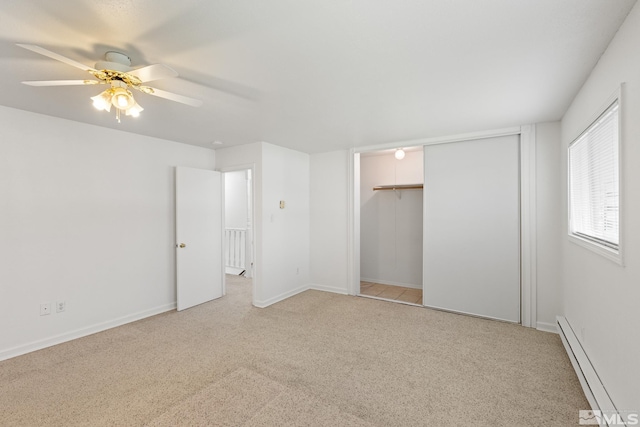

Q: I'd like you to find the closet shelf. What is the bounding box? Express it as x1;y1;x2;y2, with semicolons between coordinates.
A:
373;184;423;191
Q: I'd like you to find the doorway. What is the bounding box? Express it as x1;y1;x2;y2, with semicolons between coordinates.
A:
223;168;255;303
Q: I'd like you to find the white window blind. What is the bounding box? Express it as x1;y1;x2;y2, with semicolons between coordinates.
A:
569;100;619;251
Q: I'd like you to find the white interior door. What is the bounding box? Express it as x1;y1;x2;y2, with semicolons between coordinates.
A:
423;135;520;322
176;167;223;311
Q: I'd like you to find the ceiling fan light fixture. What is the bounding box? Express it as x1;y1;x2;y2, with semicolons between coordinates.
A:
17;45;202;123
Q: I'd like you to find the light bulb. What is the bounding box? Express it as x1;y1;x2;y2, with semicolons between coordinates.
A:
126;102;144;118
92;98;106;110
116;94;129;108
395;148;405;160
90;90;112;112
110;87;134;110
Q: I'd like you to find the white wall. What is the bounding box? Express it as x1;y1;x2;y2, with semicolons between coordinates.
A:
535;122;563;330
309;150;350;294
560;2;640;411
360;151;423;288
216;142;310;307
0;106;216;360
224;170;249;230
261;143;310;305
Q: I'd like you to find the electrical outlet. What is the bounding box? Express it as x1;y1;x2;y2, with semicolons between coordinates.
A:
56;300;66;313
40;302;51;316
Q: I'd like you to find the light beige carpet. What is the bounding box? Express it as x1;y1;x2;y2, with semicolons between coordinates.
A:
146;367;373;426
0;275;588;426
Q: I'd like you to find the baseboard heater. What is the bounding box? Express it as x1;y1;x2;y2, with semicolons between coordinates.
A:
556;316;625;426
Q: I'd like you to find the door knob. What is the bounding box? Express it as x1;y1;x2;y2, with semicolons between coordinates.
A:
178;243;186;248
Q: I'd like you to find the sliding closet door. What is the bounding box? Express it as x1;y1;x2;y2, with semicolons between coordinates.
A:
423;135;520;322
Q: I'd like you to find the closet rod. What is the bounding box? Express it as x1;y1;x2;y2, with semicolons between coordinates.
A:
373;184;423;191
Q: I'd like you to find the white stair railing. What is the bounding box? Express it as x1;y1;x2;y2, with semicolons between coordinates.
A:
225;228;246;271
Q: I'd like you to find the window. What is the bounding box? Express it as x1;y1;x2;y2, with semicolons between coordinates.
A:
568;98;620;262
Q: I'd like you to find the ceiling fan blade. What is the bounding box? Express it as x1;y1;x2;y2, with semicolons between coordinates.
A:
144;87;203;107
22;79;101;86
128;64;178;83
17;43;96;72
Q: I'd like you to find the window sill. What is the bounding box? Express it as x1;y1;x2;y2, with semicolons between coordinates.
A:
568;234;623;266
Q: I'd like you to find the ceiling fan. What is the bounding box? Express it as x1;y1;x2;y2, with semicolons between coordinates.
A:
17;43;202;122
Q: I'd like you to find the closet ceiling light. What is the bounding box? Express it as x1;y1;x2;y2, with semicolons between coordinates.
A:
395;148;406;160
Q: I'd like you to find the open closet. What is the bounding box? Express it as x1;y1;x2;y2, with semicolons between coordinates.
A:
359;147;424;305
356;133;522;323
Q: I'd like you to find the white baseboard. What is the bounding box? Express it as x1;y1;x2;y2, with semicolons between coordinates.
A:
360;277;422;290
253;285;309;308
309;283;349;295
556;316;622;425
536;321;558;334
0;303;176;362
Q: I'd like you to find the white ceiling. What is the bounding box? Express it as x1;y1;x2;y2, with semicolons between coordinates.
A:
0;0;636;153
